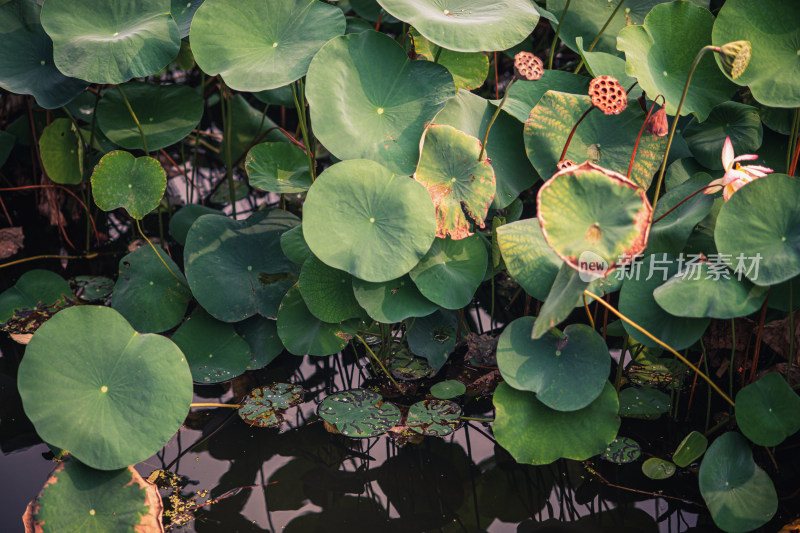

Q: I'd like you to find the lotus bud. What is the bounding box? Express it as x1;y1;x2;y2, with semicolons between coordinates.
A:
514;51;544;81
645;108;668;137
588;75;627;115
717;40;751;79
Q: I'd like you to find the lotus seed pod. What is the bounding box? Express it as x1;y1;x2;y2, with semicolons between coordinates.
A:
717;40;751;80
588;75;627;115
556;159;577;171
645;108;669;137
513;51;544;81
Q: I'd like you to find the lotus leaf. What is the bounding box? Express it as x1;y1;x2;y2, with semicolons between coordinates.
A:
389;348;436;380
298;255;363;323
735;373;800;447
530;264;589;340
407;399;461;437
646;172;715;255
575;37;642;101
496;218;561;301
672;430;708;467
600;437;641;464
38;118;82;184
409;236;487;310
496;70;590;124
682;102;762;170
277;284;357;356
406;309;458;370
171;0;203;38
70;275;114;302
352;275;438;324
91;151;166;219
642;457;676;480
410;29;488;91
429;380;466;400
318;389;401;438
234;315;284;370
238;383;305;428
0;269;72;323
618;386;670;419
246;142;312;194
168;204;222;246
280;224;312;265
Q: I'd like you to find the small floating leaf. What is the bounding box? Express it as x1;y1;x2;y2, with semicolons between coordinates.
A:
318;389;401;438
0;269;72;323
429;380;466;400
618;386;671;420
389;348;436;381
642;457;676;480
600;437;641;464
238;383;305;428
672;431;708;467
407;399;461;437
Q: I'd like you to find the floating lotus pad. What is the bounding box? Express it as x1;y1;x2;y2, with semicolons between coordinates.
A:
410;30;488;91
600;437;641;464
619;386;671;419
712;0;800;108
238;383;305;428
351;275;438;324
277;284;357;356
299;255;363;323
38;118;83;184
171;307;251;383
699;432;778;532
735;373;800;447
434;90;536;209
389;349;436;380
17;306;193;470
407;399;461;437
492;381;620;465
41;0;180;84
96;82;204;151
318;389;401;438
407;309;458;370
246;142;313;194
302;159;436;283
191;0;345;91
672;431;708;467
0;0;86;109
617;1;734;121
306;31;454;175
184;210;299;321
496;218;561;301
234;315;284;370
498;317;610;412
409;236;487;310
430;380;466;400
682;102;763;170
714;175;800;287
111;245;191;333
0;269;72;323
33;461;160;532
524;91;667;190
91;151;166;219
642;458;676;480
70;275;114;302
376;0;539;53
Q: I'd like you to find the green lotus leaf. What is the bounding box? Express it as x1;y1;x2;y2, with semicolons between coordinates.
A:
414;124;495;239
0;0;85;109
184;210;300;321
429;380;466;400
492;381;620;465
499;318;610;411
277;284;357;356
237;383;305;428
409;236;487;310
299;255;363;323
41;0;180;84
229;94;286;162
496;218;561;301
70;275;115;302
306;31;454;175
91;151;166;219
619;254;710;349
547;0;710;56
96;82;204;151
682;102;762;169
600;437;641;464
768;276;800;312
302;159;436;282
377;0;538;52
665;157;722;190
531;264;589;340
410;29;488;91
642;457;676;480
18;305;192;470
407;399;461;437
352;275;438;324
38;118;83;184
617;1;735;121
318;389;401;438
253;85;295;108
714;175;800;287
168;203;223;246
618;386;670;419
389;348;436;380
699;432;778;532
234;315;283;370
575;36;642;101
435;90;536;209
712;0;800;108
111;245;191;333
735;373;800;447
191;0;344;91
537;161;652;275
171;0;203;38
245;142;312;194
646;172;715;255
171;307;250;383
210;180;249;205
496;70;591;124
0;269;72;323
280;224;312;265
407;309;458;370
34;461;154;532
524;91;667;189
672;430;708;467
653;263;768;319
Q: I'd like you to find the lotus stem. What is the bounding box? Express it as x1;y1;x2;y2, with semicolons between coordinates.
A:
116;85;148;155
190;403;242;408
614;335;629;391
583;293;595;329
460;416;494;422
548;0;571;70
651;184;717;224
478;79;516;162
583;289;735;407
729;319;735;399
433;46;443;64
789;109;800;176
560;105;594;162
652;45;717;212
219;82;236;218
749;292;770;383
788;286;794;383
291;80;317;182
573;0;627;74
135;219;188;289
0;252;99;270
354;333;402;392
627;95;665;180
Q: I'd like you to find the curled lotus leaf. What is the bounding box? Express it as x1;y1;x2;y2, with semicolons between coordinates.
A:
600;437;641;464
407;399;462;437
238;383;305;428
317;389;401;438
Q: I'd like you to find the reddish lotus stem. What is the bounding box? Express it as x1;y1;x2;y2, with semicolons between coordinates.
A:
627;94;665;180
375;11;383;31
560;106;594;162
748;293;770;384
651;184;717;224
790;130;800;176
494;52;499;100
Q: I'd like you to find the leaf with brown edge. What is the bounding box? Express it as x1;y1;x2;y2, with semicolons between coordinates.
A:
414;124;496;240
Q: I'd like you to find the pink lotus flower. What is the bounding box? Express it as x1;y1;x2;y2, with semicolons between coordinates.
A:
704;137;773;201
